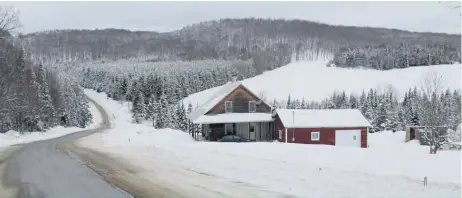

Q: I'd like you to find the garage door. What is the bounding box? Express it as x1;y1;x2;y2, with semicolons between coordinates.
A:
335;130;361;147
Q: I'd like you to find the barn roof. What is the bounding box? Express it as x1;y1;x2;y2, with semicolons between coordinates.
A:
275;109;372;128
187;80;272;123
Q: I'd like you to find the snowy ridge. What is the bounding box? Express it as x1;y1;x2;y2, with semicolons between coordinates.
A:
184;61;462;106
276;109;372;128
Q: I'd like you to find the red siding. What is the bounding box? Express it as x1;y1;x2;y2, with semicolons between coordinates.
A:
274;114;286;142
274;115;368;148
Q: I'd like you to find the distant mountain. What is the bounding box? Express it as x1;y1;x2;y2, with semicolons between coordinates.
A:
19;18;461;73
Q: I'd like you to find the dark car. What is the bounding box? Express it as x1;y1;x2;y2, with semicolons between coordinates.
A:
219;135;249;142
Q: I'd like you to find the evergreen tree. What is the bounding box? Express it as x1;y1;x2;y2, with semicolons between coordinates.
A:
286;95;292;109
176;102;188;131
146;95;156;120
374;96;388;131
349;94;358;109
155;93;170;128
152;99;162;128
37;64;55;128
300;98;307;109
132;91;146;124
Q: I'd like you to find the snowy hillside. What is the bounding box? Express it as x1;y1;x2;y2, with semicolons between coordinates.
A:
184;61;461;106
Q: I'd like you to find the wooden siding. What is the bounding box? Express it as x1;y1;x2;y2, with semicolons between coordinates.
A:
206;85;271;115
274;115;368;148
274;114;286;142
285;127;368;148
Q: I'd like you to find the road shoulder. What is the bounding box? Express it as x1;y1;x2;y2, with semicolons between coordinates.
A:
57;142;185;198
0;146;22;198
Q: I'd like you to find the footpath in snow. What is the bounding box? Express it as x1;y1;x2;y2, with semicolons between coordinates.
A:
78;89;461;198
0;101;102;148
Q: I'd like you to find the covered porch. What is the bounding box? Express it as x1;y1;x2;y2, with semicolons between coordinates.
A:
193;113;275;142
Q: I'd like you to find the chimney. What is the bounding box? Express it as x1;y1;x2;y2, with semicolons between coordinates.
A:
231;75;237;82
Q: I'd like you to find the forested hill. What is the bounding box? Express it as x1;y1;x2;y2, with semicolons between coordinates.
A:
20;18;461;72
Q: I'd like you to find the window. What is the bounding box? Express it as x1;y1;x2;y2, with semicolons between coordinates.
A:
225;101;233;113
248;100;256;112
278;129;282;139
311;132;320;141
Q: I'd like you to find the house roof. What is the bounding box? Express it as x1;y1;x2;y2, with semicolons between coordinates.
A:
187;81;241;121
187;80;272;123
193;113;274;124
275;109;372;128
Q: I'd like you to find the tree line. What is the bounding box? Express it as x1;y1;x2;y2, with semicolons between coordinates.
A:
0;7;92;133
329;43;461;69
0;39;92;133
76;59;255;135
20;18;460;75
278;87;461;135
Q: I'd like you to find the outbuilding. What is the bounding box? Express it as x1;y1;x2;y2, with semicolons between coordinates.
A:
273;109;372;148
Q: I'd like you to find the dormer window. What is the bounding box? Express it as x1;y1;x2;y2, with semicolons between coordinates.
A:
248;100;256;113
225;101;233;113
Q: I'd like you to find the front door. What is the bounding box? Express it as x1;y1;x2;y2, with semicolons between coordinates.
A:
225;123;234;136
249;123;256;141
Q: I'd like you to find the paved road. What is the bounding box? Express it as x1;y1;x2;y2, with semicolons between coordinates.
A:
1;98;133;198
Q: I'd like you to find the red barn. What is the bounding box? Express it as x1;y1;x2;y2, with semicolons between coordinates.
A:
273;109;372;148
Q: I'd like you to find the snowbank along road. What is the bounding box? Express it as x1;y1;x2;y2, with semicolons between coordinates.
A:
1;97;133;198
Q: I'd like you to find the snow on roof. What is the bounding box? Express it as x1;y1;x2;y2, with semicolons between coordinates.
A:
187;80;273;122
275;109;372;128
193;113;274;124
188;81;241;121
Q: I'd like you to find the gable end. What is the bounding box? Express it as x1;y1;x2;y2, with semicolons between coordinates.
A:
206;84;271;115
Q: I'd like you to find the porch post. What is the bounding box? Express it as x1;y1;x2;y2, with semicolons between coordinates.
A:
259;122;262;141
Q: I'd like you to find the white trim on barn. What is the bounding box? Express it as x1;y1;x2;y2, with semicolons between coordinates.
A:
311;132;320;141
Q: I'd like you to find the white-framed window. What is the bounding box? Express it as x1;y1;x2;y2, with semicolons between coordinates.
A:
311;132;320;141
278;129;283;139
225;101;233;113
248;100;256;112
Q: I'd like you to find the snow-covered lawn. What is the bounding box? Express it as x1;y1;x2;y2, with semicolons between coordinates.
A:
79;90;461;197
0;101;102;148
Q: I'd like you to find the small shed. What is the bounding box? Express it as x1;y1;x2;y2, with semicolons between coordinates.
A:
405;125;456;145
273;109;372;148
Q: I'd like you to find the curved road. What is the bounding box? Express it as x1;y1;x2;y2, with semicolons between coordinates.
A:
1;98;132;198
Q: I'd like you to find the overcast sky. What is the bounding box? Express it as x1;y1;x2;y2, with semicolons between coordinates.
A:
2;1;461;34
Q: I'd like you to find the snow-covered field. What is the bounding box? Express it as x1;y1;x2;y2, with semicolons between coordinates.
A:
0;102;102;148
79;89;461;198
184;61;462;106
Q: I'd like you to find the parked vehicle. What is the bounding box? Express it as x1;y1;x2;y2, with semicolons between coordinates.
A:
219;135;249;142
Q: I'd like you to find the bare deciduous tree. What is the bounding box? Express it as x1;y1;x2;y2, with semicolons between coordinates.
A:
0;6;20;37
418;71;448;154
